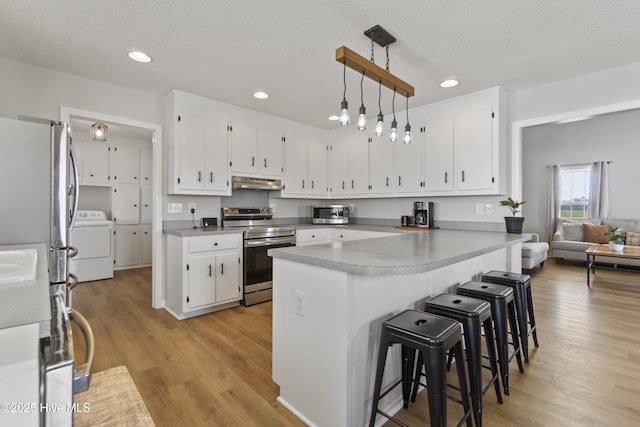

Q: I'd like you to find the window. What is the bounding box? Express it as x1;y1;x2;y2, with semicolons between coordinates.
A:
559;164;591;218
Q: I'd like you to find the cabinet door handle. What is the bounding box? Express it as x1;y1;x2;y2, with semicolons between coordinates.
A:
251;156;255;167
198;171;202;182
342;181;345;190
264;158;267;168
351;180;354;189
398;176;402;186
302;180;305;189
209;172;213;183
462;170;465;182
209;265;212;277
220;263;224;275
311;180;314;189
445;172;448;183
386;177;389;187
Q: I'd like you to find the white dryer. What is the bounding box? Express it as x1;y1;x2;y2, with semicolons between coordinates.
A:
70;210;114;282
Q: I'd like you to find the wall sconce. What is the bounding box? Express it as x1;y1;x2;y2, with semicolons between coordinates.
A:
91;122;108;141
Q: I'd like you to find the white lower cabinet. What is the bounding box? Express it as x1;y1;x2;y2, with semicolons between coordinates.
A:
165;233;242;319
114;225;140;267
296;228;397;246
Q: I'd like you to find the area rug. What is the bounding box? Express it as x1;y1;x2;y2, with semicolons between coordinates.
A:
74;365;155;427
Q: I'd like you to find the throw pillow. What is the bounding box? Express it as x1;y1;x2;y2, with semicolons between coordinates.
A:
626;231;640;246
563;222;585;241
583;223;608;244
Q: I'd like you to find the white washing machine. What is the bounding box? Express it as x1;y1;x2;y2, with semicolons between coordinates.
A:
70;210;114;282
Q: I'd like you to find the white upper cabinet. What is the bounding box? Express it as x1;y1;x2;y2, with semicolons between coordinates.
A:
204;116;231;192
113;186;140;225
422;115;454;192
79;141;110;185
166;92;231;195
347;133;369;195
258;128;284;177
329;127;350;196
110;144;140;185
307;132;328;196
394;135;422;194
368;135;395;195
230;122;258;174
230;124;283;178
282;128;328;197
455;105;494;191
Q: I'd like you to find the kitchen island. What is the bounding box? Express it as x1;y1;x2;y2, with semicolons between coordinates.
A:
269;229;531;427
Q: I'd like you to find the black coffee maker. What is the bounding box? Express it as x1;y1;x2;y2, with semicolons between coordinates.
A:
413;201;434;228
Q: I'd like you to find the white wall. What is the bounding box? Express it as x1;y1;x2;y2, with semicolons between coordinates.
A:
0;57;161;124
522;109;640;239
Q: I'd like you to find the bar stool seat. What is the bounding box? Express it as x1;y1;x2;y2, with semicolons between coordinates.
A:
482;270;539;363
369;310;472;427
456;281;524;396
414;293;503;427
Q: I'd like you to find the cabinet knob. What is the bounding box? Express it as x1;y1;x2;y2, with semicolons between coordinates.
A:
312;235;315;238
134;176;138;180
214;242;218;246
134;204;138;207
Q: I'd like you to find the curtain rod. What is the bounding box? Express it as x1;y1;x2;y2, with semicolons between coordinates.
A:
546;161;612;168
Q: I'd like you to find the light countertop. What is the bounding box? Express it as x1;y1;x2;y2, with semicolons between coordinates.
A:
0;243;51;336
269;229;532;275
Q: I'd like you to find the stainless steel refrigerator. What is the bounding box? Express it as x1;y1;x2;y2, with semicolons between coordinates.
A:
0;116;94;426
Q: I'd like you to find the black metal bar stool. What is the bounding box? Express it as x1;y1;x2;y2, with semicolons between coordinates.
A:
412;293;503;427
456;281;524;396
482;270;539;363
369;310;472;427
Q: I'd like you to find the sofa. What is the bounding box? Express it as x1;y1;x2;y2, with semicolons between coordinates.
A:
551;218;640;267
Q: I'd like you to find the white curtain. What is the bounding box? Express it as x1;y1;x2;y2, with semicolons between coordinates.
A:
546;165;560;246
588;161;610;220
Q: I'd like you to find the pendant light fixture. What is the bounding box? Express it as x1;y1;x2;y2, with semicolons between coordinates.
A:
403;96;412;144
91;122;108;142
374;81;384;137
357;72;367;131
339;63;350;126
389;89;398;143
335;25;414;136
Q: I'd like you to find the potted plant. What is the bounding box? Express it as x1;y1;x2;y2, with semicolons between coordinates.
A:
500;197;526;233
605;225;625;252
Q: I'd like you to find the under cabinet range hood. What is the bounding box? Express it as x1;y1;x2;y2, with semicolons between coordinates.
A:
231;176;282;190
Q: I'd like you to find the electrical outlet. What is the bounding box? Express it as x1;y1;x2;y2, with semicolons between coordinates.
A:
349;204;355;214
168;202;182;213
295;290;306;318
188;202;196;214
475;203;484;215
485;204;493;215
270;203;276;214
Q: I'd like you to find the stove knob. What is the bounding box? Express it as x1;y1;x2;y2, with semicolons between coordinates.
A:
261;208;267;215
233;209;239;215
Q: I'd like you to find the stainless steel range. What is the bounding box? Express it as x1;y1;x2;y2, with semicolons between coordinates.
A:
221;207;296;306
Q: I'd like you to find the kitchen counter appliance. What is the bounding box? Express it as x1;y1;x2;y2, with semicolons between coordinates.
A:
221;207;295;305
312;204;349;224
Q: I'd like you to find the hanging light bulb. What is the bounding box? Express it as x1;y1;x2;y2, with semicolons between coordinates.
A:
389;89;398;142
403;96;412;144
374;81;384;137
339;63;350;126
357;72;367;131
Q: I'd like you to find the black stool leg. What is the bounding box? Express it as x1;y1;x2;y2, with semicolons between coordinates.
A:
410;352;423;402
507;300;524;373
526;285;539;348
369;330;390;427
463;317;483;427
482;317;503;404
423;347;448;427
452;342;473;427
492;300;510;395
401;346;415;409
511;284;530;363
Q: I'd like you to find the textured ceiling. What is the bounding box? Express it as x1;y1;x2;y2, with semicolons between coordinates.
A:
1;0;639;129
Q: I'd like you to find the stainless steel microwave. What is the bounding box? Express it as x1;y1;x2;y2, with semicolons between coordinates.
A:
312;205;349;224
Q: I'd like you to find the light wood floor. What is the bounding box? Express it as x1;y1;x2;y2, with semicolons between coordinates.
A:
72;261;640;426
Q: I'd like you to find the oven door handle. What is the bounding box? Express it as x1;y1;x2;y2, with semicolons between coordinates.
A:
245;238;296;247
70;308;94;394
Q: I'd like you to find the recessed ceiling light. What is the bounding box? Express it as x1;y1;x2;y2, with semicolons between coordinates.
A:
128;51;152;63
328;115;339;121
253;91;269;99
440;79;459;88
